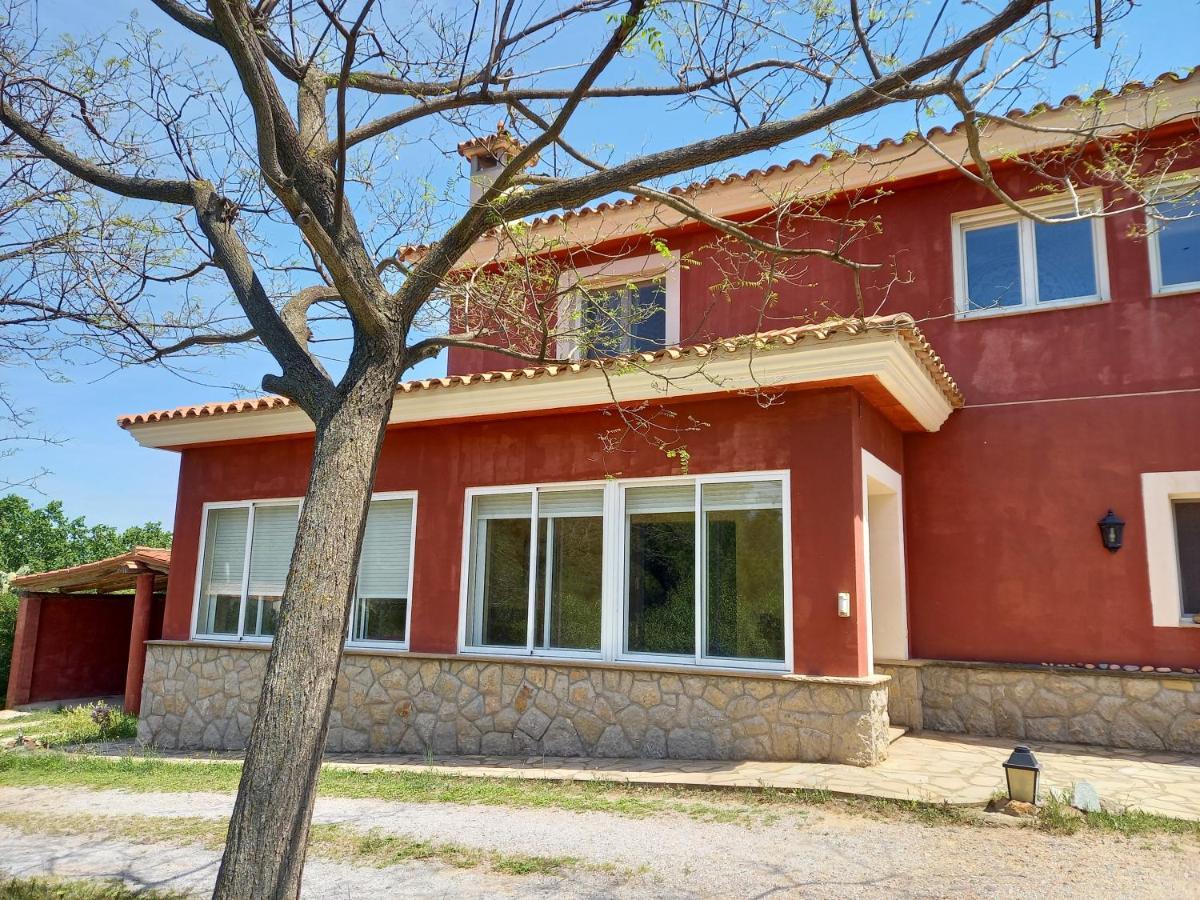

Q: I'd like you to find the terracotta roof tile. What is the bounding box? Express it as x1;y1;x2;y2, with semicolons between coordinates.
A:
398;67;1199;261
117;313;961;430
11;546;171;594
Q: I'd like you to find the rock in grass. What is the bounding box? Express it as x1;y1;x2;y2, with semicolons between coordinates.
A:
1072;781;1102;813
986;797;1038;818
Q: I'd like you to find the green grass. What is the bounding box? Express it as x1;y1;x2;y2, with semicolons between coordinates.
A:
0;875;188;899
0;750;1196;842
0;704;137;748
0;751;777;825
0;810;587;878
1034;790;1200;838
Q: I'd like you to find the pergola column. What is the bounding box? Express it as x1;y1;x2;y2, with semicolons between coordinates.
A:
123;570;156;715
5;593;43;708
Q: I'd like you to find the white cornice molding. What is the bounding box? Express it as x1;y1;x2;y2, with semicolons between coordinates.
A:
123;331;955;450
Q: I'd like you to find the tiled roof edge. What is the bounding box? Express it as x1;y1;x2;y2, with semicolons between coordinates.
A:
117;314;961;429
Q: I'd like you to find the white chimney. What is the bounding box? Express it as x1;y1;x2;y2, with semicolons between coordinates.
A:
457;122;537;204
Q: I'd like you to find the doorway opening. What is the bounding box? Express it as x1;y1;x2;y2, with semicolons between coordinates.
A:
863;452;909;669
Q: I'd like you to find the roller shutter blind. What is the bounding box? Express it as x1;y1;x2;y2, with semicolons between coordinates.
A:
247;504;299;596
202;507;249;596
358;498;414;598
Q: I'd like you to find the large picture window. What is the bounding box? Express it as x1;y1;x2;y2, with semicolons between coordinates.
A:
462;474;790;670
466;488;604;654
952;196;1109;318
194;494;416;646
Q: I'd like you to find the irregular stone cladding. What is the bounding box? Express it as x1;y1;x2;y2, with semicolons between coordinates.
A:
877;660;1200;753
139;642;891;766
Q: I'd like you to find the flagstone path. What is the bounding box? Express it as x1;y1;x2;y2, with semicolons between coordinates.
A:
88;730;1200;820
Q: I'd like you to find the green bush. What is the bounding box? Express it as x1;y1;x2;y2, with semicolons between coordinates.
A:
40;701;138;747
0;590;18;706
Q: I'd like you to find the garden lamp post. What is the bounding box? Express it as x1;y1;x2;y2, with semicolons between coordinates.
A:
1002;745;1042;804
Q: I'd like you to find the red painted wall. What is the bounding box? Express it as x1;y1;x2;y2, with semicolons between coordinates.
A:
165;388;882;676
22;594;135;704
441;141;1200;669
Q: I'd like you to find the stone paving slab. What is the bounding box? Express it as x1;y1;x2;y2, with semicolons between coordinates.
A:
82;731;1200;821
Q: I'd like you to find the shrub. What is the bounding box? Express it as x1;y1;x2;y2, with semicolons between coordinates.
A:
41;701;138;747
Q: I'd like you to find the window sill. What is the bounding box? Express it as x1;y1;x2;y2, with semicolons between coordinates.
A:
150;640;884;685
955;296;1109;322
1151;284;1200;299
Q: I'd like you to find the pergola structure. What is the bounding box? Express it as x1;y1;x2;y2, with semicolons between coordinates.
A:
6;548;170;714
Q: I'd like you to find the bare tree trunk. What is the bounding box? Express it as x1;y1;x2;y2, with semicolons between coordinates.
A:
212;359;396;899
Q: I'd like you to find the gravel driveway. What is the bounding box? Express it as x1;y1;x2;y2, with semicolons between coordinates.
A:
0;786;1194;898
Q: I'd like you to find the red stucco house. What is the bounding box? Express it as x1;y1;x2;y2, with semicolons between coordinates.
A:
118;72;1200;765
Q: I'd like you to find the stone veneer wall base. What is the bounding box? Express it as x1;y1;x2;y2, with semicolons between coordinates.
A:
878;660;1200;753
139;642;891;766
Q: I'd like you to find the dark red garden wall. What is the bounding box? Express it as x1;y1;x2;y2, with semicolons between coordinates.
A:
165;387;884;676
6;593;143;706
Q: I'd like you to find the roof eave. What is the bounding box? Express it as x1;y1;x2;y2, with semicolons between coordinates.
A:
121;325;958;450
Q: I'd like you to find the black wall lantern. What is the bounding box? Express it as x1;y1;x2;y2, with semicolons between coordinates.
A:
1098;510;1125;552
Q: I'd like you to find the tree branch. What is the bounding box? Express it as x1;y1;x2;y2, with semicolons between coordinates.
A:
497;0;1044;220
0;96;192;204
191;181;336;414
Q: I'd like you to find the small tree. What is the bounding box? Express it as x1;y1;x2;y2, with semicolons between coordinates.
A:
0;1;1188;895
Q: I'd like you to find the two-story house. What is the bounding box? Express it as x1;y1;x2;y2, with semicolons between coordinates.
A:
117;71;1200;766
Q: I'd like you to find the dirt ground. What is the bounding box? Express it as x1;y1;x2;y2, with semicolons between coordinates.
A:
0;785;1195;898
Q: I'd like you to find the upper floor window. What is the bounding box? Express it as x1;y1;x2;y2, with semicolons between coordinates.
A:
952;195;1109;319
584;278;667;357
558;251;680;359
195;494;416;646
1146;175;1200;295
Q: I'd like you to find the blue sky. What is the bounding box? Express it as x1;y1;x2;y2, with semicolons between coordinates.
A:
1;1;1194;530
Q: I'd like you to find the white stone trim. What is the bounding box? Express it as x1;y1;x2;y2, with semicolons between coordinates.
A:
125;330;956;449
1142;471;1200;627
861;451;909;671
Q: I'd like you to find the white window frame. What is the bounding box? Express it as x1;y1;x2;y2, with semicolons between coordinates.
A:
556;250;681;360
457;470;794;673
459;480;609;661
191;497;302;644
345;490;419;651
1142;471;1200;628
1145;170;1200;297
951;192;1110;320
191;492;419;648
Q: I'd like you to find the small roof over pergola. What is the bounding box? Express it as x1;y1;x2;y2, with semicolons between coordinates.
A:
10;547;171;595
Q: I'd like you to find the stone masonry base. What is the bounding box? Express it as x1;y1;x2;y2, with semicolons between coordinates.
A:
878;660;1200;753
139;642;891;766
